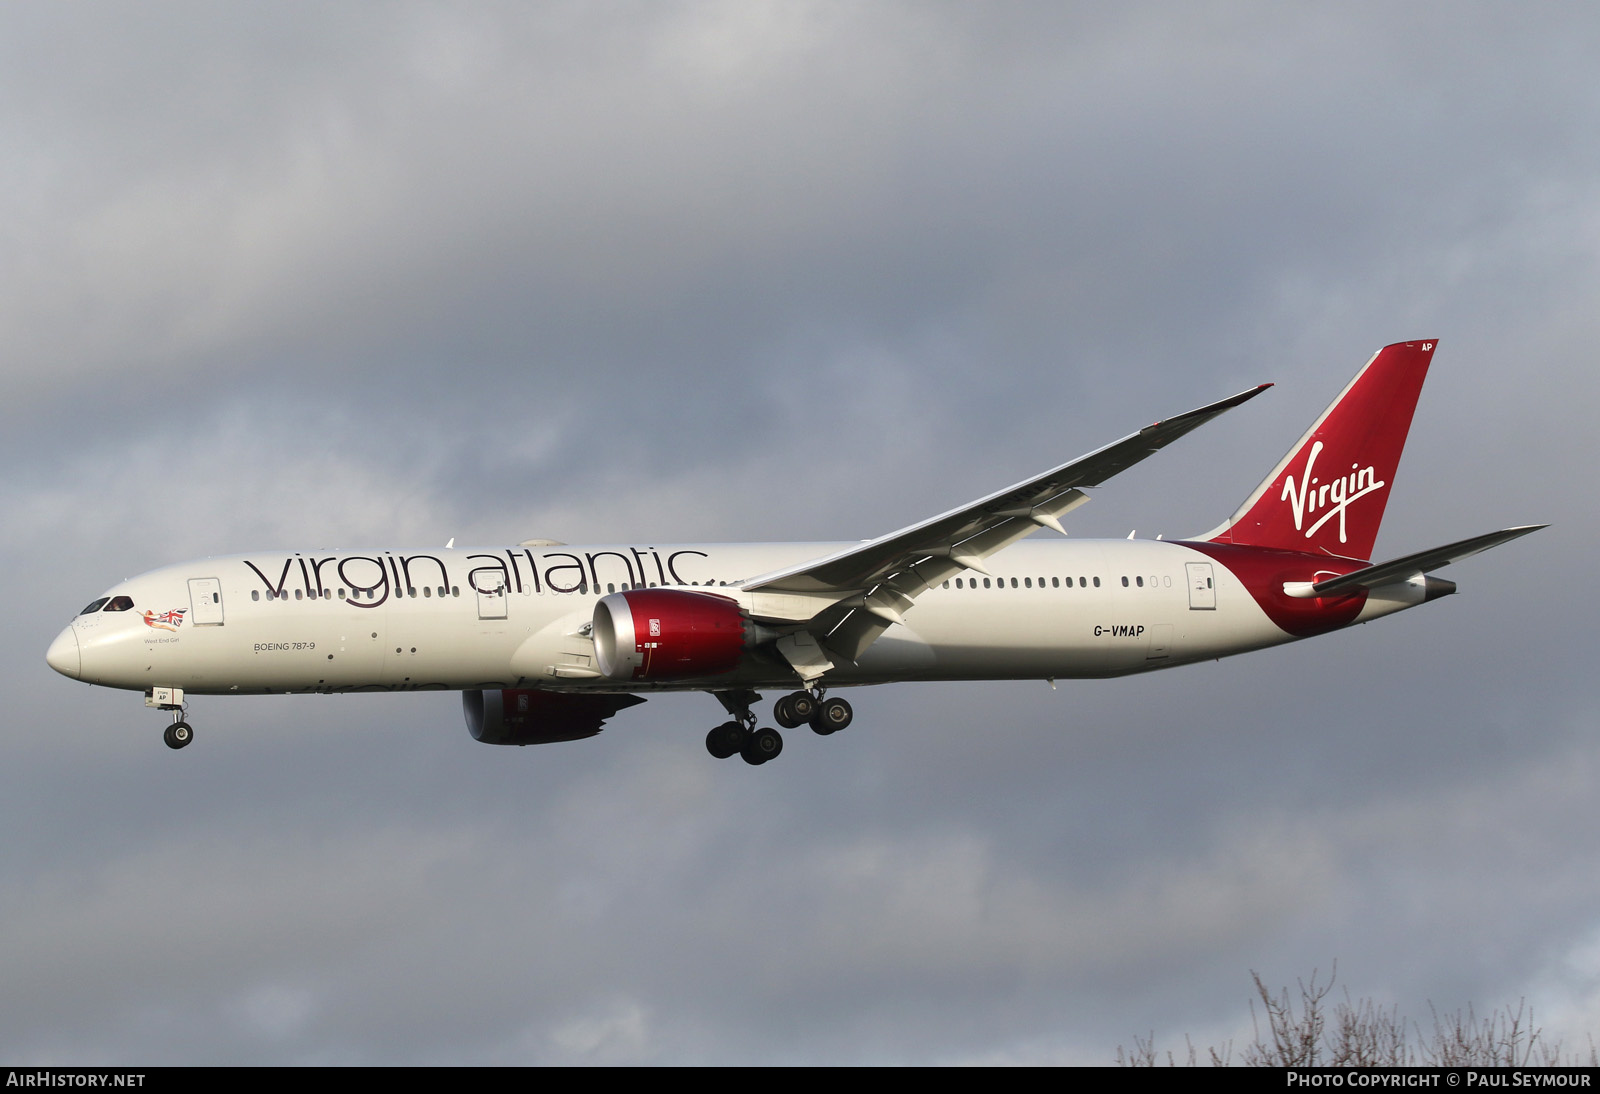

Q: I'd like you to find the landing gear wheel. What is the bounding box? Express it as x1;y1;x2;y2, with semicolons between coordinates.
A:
774;692;819;729
164;721;193;750
741;727;783;765
774;692;816;729
706;721;744;760
809;697;853;735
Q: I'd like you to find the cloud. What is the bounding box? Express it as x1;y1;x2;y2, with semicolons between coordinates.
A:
5;0;1598;1065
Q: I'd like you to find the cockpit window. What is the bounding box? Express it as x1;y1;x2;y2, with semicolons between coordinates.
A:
103;596;135;612
78;597;109;616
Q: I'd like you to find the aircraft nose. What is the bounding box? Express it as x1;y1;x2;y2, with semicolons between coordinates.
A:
46;626;80;679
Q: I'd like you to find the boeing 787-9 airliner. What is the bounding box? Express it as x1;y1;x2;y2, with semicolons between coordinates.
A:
47;340;1541;765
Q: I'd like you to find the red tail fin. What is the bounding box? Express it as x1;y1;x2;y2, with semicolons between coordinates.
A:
1205;339;1437;560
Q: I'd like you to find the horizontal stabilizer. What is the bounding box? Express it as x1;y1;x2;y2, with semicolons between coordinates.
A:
1310;525;1546;596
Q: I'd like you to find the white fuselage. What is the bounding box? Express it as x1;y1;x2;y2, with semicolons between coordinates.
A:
50;538;1424;698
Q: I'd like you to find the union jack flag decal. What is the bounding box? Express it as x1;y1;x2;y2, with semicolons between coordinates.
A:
143;608;187;631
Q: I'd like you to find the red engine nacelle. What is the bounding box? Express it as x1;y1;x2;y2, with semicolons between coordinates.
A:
592;589;749;681
463;688;645;746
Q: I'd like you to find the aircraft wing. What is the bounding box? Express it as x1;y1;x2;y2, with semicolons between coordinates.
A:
1308;525;1547;596
742;382;1272;664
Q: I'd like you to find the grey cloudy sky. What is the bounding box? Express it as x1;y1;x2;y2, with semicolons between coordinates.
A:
4;1;1597;1064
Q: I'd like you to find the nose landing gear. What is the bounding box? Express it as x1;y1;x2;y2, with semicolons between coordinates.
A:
146;687;193;750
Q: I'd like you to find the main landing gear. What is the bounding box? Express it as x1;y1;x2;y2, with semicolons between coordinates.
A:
706;689;854;765
773;690;852;735
705;690;783;766
705;720;783;765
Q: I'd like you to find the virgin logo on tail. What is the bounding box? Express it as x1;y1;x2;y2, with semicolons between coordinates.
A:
1280;441;1385;545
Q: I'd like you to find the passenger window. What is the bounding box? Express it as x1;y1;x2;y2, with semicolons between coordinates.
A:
983;578;991;589
1121;576;1129;587
1092;577;1100;587
1080;576;1087;586
1024;577;1032;588
1136;576;1143;587
1052;577;1059;588
295;589;303;600
955;578;963;589
452;587;460;596
423;587;431;597
1010;577;1018;588
251;591;260;602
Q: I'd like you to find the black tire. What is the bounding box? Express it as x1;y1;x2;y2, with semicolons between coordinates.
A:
810;697;853;735
164;721;193;750
773;694;803;729
740;727;783;765
787;692;817;724
706;721;743;759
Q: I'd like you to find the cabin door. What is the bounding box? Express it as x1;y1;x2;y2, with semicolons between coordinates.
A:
188;577;224;625
1185;562;1216;610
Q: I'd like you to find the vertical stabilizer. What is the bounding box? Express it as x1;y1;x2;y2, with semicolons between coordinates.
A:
1205;339;1436;560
